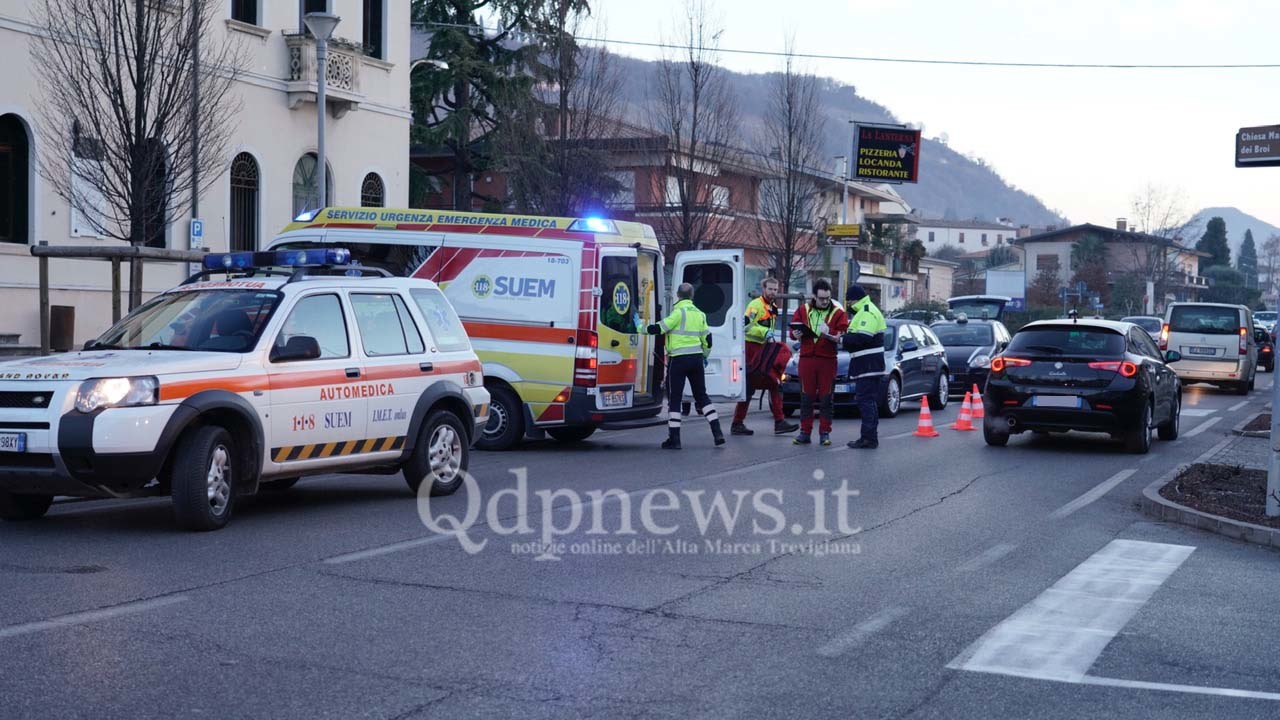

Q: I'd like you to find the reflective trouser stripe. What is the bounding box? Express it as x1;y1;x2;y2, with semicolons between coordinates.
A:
852;371;887;378
851;347;882;358
668;411;682;428
703;408;719;423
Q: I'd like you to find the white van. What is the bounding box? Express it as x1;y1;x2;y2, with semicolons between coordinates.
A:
269;208;749;449
1159;302;1257;394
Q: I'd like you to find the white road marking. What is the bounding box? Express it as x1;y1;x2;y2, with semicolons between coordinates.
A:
817;607;909;657
1178;408;1216;417
0;596;188;640
323;533;458;564
882;430;918;441
947;539;1194;683
1079;674;1280;701
1228;400;1251;412
1183;416;1222;438
1049;469;1136;519
956;543;1018;572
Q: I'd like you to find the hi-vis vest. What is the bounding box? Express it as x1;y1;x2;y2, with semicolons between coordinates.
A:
744;297;776;344
658;299;711;357
844;296;888;378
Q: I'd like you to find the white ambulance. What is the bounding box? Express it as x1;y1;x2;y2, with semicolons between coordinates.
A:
270;208;749;449
0;249;489;530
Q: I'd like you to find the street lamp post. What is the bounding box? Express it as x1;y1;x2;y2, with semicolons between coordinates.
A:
303;11;341;212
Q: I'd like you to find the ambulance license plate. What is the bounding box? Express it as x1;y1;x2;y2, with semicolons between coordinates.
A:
0;432;27;453
601;389;628;408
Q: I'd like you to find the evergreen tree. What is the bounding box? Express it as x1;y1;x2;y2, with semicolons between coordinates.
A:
1195;216;1231;271
1237;228;1259;290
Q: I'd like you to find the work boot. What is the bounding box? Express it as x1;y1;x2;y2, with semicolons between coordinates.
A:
709;419;726;446
846;437;878;449
793;433;811;445
820;433;832;446
774;419;799;434
731;423;754;436
661;427;681;450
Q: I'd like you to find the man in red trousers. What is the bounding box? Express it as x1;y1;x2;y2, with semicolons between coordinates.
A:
789;279;848;446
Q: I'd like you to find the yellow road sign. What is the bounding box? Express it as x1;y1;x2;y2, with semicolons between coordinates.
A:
826;223;861;237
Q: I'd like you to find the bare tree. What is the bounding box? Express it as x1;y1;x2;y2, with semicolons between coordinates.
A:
752;51;825;293
1118;183;1192;308
501;7;625;216
31;0;243;307
1263;233;1280;297
648;0;740;254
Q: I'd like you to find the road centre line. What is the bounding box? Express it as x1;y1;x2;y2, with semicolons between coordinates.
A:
956;543;1018;572
947;539;1194;683
1049;469;1136;519
1227;399;1251;412
0;596;188;640
1183;416;1222;438
1179;408;1216;418
817;607;909;657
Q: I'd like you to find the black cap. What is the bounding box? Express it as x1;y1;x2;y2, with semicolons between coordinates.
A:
845;284;867;303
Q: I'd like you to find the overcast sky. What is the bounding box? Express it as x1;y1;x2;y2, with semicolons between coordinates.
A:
591;0;1280;229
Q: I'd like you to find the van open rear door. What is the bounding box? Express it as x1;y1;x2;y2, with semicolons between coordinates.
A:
672;250;747;402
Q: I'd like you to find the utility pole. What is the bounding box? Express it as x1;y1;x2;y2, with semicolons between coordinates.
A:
304;12;341;212
189;0;200;244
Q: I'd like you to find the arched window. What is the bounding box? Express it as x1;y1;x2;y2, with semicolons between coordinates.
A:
292;152;332;215
229;152;260;252
361;172;385;207
0;114;30;244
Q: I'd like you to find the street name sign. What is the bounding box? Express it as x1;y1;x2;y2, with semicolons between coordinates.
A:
1236;125;1280;168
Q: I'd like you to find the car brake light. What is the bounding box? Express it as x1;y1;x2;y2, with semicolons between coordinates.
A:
1239;327;1248;355
1159;324;1169;351
574;330;598;387
990;356;1030;373
1088;360;1139;378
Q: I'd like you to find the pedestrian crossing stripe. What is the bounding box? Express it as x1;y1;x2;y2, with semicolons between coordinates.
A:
271;436;406;463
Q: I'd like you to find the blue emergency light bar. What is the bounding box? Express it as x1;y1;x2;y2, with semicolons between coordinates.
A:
568;217;618;234
201;248;352;271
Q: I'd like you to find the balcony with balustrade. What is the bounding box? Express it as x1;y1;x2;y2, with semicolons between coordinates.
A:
283;32;365;118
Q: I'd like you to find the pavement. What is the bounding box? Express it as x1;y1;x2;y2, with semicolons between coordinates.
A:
2;378;1280;718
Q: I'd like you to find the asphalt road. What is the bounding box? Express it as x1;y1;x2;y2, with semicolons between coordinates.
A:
2;377;1279;719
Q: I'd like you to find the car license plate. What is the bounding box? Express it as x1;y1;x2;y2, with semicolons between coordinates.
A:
1032;395;1081;408
601;389;628;408
1188;346;1217;356
836;384;851;393
0;432;27;453
951;374;960;382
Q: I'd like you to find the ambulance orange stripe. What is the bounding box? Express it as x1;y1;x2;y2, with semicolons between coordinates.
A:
317;442;337;458
160;365;476;402
377;436;396;452
462;321;573;344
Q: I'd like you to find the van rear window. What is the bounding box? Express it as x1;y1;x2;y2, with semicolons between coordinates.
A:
1169;306;1239;334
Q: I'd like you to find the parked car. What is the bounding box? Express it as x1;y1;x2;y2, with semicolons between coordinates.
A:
1255;327;1274;373
1121;315;1164;339
1159;302;1257;395
983;319;1182;454
947;295;1010;322
780;319;949;418
930;315;1011;396
0;249;489;529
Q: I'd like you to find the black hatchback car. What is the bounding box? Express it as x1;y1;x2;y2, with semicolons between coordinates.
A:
982;319;1182;453
930;317;1011;397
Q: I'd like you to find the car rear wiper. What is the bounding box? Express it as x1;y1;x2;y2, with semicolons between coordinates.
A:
1023;344;1064;354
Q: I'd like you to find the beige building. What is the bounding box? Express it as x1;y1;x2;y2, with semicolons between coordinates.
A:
0;0;411;349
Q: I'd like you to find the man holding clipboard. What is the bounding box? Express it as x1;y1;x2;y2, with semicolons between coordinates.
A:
788;279;849;446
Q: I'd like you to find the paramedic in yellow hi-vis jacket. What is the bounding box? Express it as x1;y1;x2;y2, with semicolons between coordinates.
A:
647;283;727;449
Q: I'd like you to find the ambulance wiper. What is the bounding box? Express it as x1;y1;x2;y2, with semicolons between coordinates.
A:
143;342;192;351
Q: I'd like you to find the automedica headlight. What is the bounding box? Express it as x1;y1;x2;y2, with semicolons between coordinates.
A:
74;377;159;413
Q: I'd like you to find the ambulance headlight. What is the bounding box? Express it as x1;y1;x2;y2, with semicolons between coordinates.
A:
75;377;159;413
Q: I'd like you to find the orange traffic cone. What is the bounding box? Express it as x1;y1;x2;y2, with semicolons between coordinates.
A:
970;384;985;421
952;391;976;431
913;397;940;437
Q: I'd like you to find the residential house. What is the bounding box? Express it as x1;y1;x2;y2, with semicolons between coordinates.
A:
1012;220;1208;312
0;0;412;347
916;217;1017;251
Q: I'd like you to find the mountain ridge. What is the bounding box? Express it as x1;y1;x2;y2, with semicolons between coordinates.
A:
611;55;1066;227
